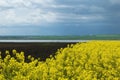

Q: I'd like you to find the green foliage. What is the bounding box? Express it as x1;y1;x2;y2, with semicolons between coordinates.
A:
0;41;120;80
0;35;120;40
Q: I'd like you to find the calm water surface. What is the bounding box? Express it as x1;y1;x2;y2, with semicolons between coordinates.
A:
0;40;89;43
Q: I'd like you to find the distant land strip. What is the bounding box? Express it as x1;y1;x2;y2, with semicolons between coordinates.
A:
0;35;119;40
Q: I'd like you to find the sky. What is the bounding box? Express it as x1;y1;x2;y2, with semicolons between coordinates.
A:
0;0;120;36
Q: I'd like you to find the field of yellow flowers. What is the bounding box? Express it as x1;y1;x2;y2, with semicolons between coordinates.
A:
0;41;120;80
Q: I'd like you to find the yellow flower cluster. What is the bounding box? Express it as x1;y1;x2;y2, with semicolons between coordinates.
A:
0;41;120;80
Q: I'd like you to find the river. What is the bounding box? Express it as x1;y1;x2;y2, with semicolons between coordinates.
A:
0;40;89;43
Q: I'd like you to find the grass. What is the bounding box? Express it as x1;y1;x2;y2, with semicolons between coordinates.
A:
0;34;120;40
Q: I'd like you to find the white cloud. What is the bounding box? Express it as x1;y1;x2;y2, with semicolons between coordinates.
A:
7;0;55;8
0;8;57;26
0;0;9;7
10;0;32;8
54;13;104;23
30;0;54;6
0;0;54;8
50;4;73;8
0;0;57;26
42;12;57;22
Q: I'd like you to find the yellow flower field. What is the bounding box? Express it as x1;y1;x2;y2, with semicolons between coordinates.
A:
0;41;120;80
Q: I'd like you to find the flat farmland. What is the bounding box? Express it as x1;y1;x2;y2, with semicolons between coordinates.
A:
0;42;77;60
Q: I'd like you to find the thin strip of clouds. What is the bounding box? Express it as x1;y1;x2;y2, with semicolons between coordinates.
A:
110;0;120;4
53;13;104;23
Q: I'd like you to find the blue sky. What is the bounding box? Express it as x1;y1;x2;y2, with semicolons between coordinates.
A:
0;0;120;35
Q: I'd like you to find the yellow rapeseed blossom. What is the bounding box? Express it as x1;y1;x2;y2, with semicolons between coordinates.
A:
0;41;120;80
